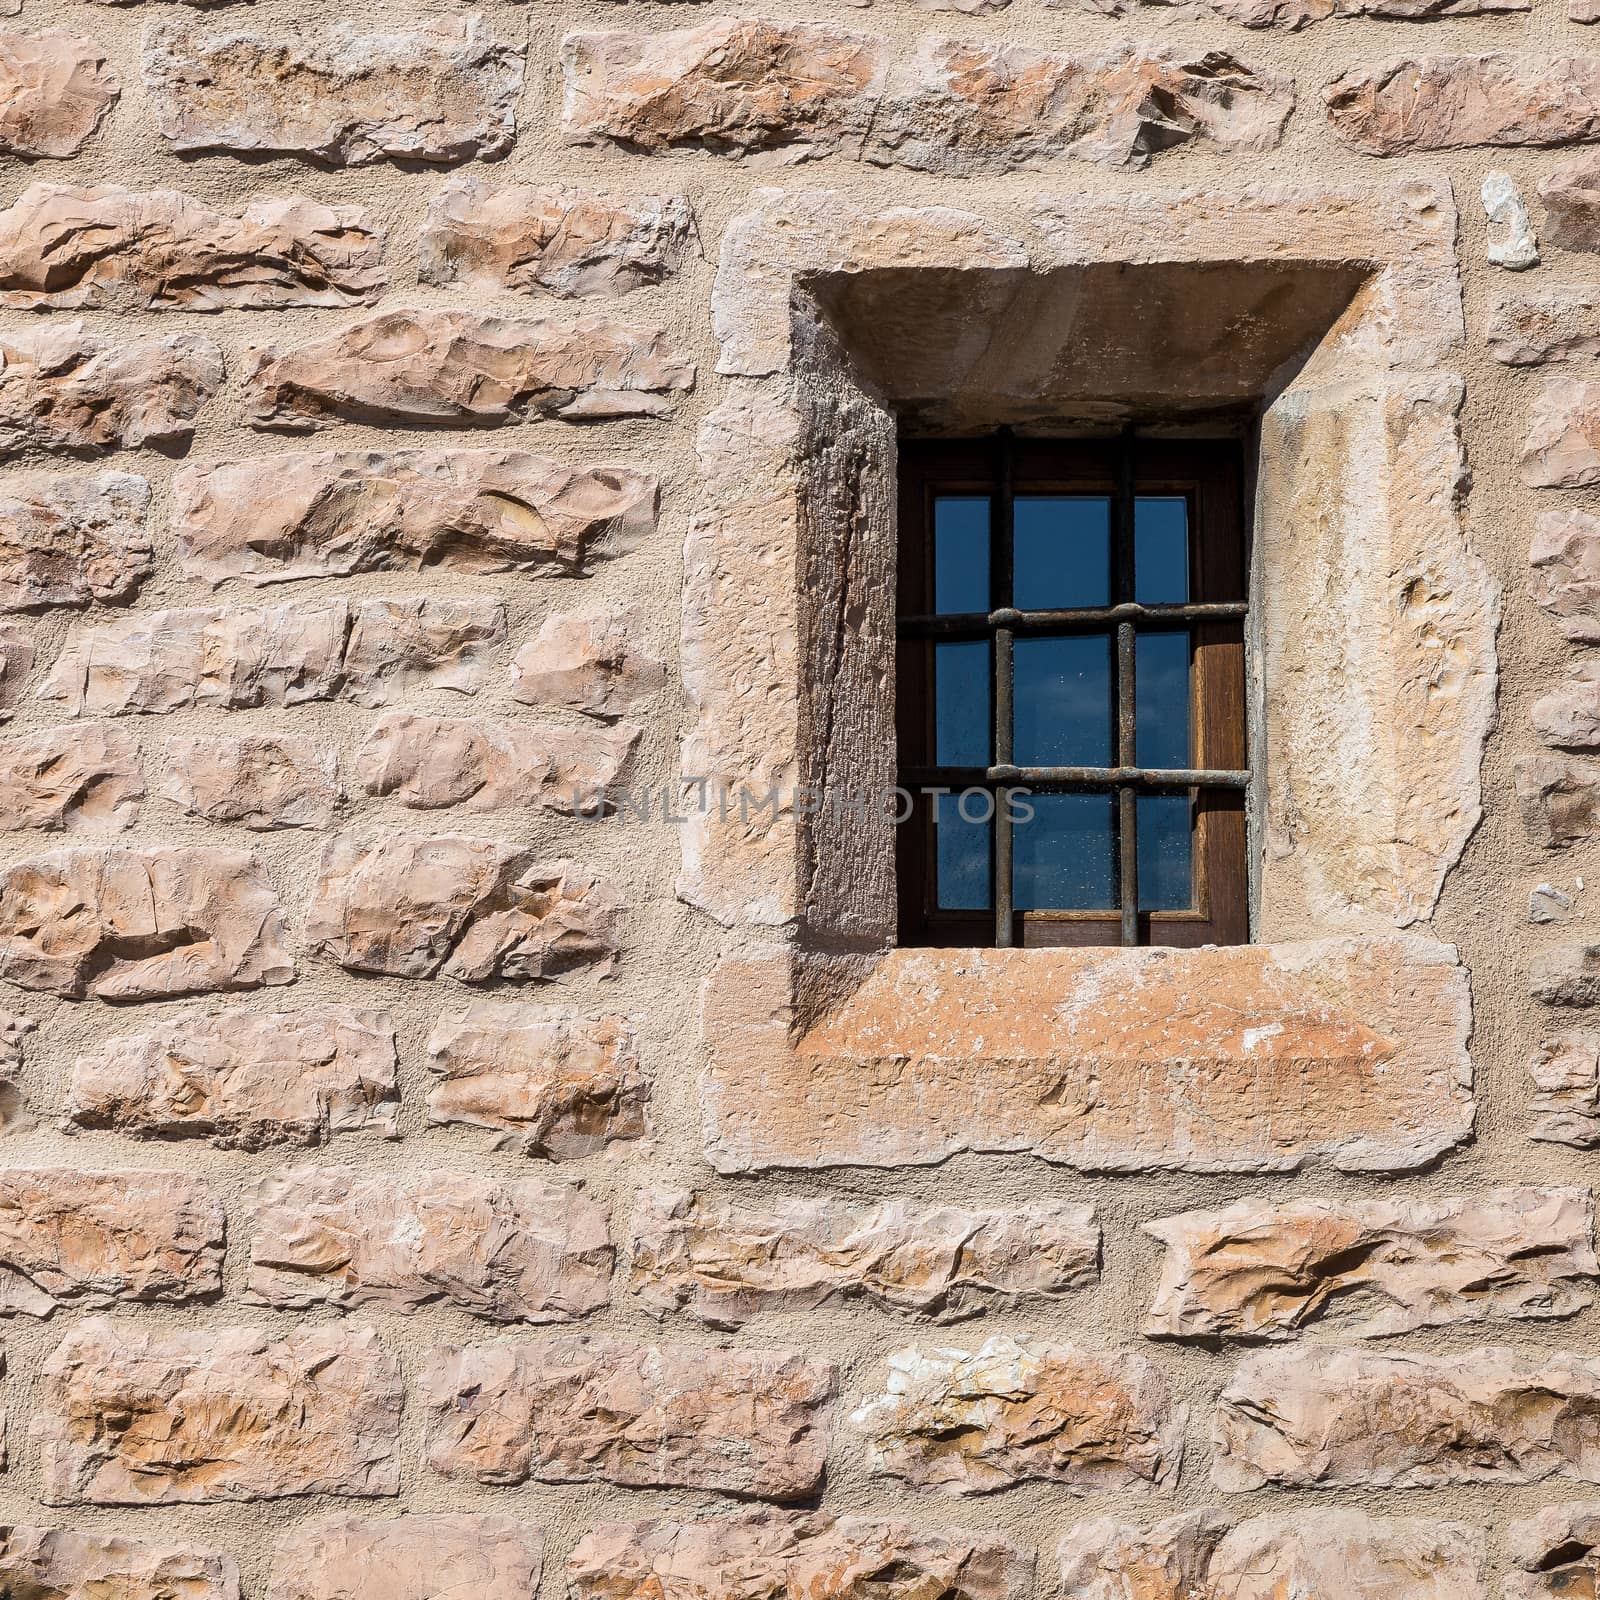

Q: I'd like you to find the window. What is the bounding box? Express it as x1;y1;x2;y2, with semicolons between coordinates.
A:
896;432;1248;949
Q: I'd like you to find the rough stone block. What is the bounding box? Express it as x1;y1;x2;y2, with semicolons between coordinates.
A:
1543;155;1600;252
631;1190;1099;1327
1532;509;1600;642
1508;1504;1600;1599
0;845;293;1000
244;308;694;430
0;622;32;718
850;1335;1184;1496
1076;0;1519;23
307;834;623;982
0;472;150;612
1524;377;1600;486
267;1515;543;1600
1489;288;1600;364
1534;664;1600;746
1533;943;1600;1005
160;734;341;830
510;608;667;719
1144;1188;1597;1341
423;1336;835;1496
426;1004;649;1158
0;724;142;832
175;449;658;587
36;1320;403;1503
1516;756;1600;846
0;30;117;156
247;1167;612;1323
0;1168;223;1316
0;184;385;310
0;1008;33;1132
420;176;697;299
0;1528;239;1600
1530;1031;1600;1144
69;1006;398;1148
144;18;524;164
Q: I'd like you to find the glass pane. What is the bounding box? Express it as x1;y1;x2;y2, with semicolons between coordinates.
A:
935;791;991;910
1137;793;1193;910
935;640;991;768
1015;497;1110;610
1135;631;1190;769
934;497;989;614
1013;636;1111;768
1135;497;1188;604
1014;792;1116;910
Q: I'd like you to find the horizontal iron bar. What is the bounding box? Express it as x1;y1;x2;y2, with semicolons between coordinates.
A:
903;765;1250;788
899;601;1247;636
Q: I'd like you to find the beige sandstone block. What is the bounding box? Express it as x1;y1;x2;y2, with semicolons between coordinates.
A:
175;449;658;587
1508;1503;1600;1599
1530;1031;1600;1145
355;713;638;815
0;1168;223;1316
1076;0;1519;22
0;324;222;457
0;1008;33;1132
69;1005;398;1148
0;30;116;156
0;184;385;310
307;834;623;982
510;607;667;719
0;845;293;1000
423;1336;835;1496
1214;1344;1600;1488
0;471;150;612
631;1190;1099;1328
426;1004;649;1158
850;1335;1184;1496
0;1527;239;1600
247;1167;612;1323
1532;509;1600;642
0;723;142;832
144;17;524;165
1516;756;1600;847
1543;155;1600;252
1532;942;1600;1005
1143;1188;1597;1341
160;734;341;831
0;621;31;717
420;176;698;299
1057;1510;1485;1600
244;308;694;430
343;596;506;705
1534;664;1600;746
567;1510;1032;1600
562;20;888;160
1524;376;1600;486
1327;56;1600;154
36;1320;402;1503
268;1514;543;1600
1489;288;1600;364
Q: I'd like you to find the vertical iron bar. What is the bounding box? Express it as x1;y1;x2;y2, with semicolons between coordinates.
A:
994;428;1015;948
1116;430;1138;947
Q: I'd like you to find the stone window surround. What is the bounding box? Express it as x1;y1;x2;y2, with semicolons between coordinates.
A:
681;181;1497;1176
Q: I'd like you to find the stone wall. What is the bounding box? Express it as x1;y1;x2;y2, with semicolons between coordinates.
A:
0;0;1589;1598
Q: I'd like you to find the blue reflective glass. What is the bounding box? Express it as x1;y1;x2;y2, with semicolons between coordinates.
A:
1013;792;1116;910
935;640;991;768
935;791;992;910
1135;632;1190;769
1135;497;1188;604
1013;636;1111;767
1015;497;1110;610
934;497;990;614
1137;793;1193;910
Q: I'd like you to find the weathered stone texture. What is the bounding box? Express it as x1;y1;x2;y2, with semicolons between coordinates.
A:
244;309;694;430
355;714;637;815
1543;155;1600;252
1484;170;1539;270
1533;943;1600;1005
1144;1188;1597;1342
0;1169;223;1316
0;30;117;156
420;176;698;299
0;845;293;1001
1516;756;1600;847
1508;1504;1600;1600
144;18;525;165
307;835;623;982
0;622;31;718
631;1191;1099;1328
1534;664;1600;746
850;1335;1184;1496
0;723;142;832
1078;0;1519;23
267;1514;543;1600
423;1337;835;1495
0;324;222;458
1524;378;1600;486
0;472;150;612
36;1320;402;1503
248;1167;612;1323
1489;289;1600;364
510;607;667;719
0;185;385;311
426;1005;649;1158
1532;510;1600;642
0;1527;240;1600
69;1006;398;1148
1214;1345;1600;1489
160;735;341;831
1057;1511;1486;1600
175;450;658;588
1531;1032;1600;1145
0;1008;33;1132
567;1511;1032;1600
1327;56;1600;155
40;597;505;715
